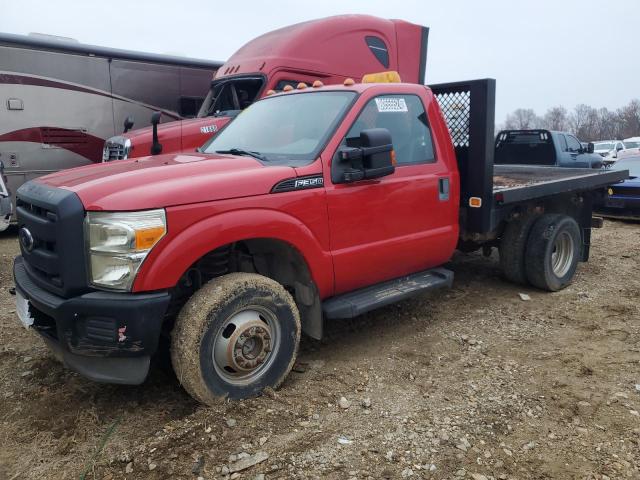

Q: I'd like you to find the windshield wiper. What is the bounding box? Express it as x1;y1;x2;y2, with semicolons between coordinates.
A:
215;148;267;161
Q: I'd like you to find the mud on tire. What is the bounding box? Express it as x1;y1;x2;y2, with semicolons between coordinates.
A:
171;272;301;405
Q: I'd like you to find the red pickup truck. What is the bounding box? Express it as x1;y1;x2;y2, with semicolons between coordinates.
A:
13;76;626;405
102;15;428;160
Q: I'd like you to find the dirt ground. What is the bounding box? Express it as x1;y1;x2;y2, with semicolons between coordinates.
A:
0;220;638;480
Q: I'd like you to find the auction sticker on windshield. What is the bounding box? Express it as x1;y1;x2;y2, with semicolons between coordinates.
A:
375;97;408;113
16;290;34;329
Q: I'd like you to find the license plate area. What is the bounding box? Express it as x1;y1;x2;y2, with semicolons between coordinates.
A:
605;198;625;208
15;290;34;329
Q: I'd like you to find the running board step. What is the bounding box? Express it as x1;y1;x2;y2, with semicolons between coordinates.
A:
323;267;453;320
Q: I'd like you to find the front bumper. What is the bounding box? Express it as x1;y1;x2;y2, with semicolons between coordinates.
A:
594;196;640;219
13;256;171;384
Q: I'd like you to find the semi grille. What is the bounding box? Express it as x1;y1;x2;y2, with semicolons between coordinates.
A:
16;182;87;298
103;137;130;162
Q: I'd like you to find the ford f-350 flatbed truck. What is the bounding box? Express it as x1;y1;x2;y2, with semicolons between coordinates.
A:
13;76;627;404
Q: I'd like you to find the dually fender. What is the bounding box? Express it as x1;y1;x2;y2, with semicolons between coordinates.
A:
132;208;334;297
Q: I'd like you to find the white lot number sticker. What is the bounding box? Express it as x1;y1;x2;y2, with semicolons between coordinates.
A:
15;290;34;329
375;97;408;113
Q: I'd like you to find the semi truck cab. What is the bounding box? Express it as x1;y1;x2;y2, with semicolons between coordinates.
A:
102;15;429;161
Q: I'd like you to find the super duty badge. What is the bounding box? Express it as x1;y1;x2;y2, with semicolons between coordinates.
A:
271;175;324;193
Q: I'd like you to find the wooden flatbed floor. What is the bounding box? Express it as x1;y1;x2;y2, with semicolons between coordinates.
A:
492;165;628;204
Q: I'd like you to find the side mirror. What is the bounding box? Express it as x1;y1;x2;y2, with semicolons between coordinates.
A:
616;145;624;152
333;128;395;183
150;111;162;155
123;116;135;133
587;142;595;154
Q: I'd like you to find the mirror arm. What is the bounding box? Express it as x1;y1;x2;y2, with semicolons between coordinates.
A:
361;143;393;156
343;169;365;182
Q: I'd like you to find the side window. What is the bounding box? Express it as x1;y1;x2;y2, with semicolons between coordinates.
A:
344;95;436;165
558;134;568;152
274;80;302;92
566;135;582;152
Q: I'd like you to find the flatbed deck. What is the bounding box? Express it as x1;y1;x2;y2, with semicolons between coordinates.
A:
493;165;628;204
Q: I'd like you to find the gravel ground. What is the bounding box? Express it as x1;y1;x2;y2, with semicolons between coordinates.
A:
0;220;638;480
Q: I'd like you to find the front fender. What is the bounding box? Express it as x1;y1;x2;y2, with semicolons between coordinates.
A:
132;208;334;297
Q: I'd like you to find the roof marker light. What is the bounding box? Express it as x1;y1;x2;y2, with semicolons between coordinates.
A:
312;80;324;88
343;78;355;86
283;85;294;92
265;90;276;96
297;82;308;90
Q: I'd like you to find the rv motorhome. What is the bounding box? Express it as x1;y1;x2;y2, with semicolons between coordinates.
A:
0;32;223;226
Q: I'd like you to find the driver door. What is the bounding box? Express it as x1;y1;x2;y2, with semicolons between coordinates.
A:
323;91;458;295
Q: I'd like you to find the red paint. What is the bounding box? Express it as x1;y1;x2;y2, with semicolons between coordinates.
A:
120;15;426;159
123;116;232;159
0;127;104;162
38;83;459;300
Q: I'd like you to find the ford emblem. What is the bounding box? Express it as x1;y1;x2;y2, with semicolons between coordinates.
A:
19;227;35;252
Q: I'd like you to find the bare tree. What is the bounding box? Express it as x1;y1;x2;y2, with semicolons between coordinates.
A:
543;106;568;131
618;100;640;139
501;99;640;141
504;108;542;129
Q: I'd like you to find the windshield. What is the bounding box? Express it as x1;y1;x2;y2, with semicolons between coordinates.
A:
594;142;615;151
197;77;264;118
623;141;640;149
203;91;357;165
613;158;640;177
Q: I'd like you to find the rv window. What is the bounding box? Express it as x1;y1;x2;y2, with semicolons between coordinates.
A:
180;96;205;118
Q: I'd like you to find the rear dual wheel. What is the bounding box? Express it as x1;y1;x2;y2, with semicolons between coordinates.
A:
500;213;581;291
524;214;581;291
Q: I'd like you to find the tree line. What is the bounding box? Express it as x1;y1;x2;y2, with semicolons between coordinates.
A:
500;99;640;142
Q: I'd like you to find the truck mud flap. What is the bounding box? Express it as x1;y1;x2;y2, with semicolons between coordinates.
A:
322;268;453;320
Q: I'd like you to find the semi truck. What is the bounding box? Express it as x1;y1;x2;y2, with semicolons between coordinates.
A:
102;15;429;161
0;32;223;224
13;74;626;405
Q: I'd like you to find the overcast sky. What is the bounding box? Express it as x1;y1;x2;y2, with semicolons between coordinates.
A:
1;0;637;121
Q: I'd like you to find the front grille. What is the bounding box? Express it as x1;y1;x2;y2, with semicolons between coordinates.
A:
16;182;88;298
15;198;62;287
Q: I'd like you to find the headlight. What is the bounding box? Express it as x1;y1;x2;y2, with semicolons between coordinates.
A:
86;209;166;291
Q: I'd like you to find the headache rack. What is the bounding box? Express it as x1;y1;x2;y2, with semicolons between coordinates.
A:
430;79;496;234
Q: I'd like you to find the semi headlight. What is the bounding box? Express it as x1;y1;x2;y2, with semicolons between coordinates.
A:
86;209;166;291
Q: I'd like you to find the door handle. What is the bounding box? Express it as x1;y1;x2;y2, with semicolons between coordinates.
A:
438;178;450;201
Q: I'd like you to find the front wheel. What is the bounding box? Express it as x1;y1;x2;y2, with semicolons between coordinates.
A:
524;214;581;291
171;272;301;405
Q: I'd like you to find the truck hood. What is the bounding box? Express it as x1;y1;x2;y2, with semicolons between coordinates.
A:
124;116;232;157
37;153;296;211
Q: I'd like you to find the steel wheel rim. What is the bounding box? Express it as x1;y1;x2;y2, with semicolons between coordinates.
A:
551;231;574;277
212;306;281;385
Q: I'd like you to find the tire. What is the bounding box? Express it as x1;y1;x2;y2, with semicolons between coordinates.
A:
524;214;581;291
499;214;539;285
171;272;301;405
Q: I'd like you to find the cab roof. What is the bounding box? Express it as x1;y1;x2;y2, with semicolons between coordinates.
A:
215;15;426;83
